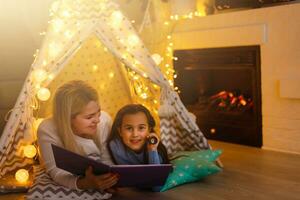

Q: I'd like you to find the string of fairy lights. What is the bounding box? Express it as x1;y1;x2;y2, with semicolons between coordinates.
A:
14;1;207;184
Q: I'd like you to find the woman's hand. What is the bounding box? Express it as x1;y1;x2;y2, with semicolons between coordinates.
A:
147;132;160;151
76;166;119;191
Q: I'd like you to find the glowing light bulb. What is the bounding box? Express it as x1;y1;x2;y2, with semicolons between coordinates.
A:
37;88;51;101
92;65;99;72
33;69;47;83
48;74;54;80
127;35;139;47
15;169;29;183
110;11;123;28
62;10;71;18
49;42;62;58
151;54;163;65
109;72;114;78
50;1;60;13
64;30;74;39
23;145;37;159
52;19;64;32
153;84;159;89
140;93;148;99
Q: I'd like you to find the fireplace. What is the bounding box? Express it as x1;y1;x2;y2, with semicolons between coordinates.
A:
174;46;262;147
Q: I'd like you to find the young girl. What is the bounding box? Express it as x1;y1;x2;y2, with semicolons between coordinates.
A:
37;80;118;191
107;104;169;167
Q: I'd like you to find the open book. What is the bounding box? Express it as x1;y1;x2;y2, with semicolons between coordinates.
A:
51;144;173;187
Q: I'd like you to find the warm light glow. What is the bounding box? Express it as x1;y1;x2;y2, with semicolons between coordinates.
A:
23;145;37;159
50;1;60;13
64;30;74;39
15;169;29;183
240;99;247;106
121;54;127;60
109;72;114;78
210;128;216;134
151;54;163;65
92;65;99;71
49;42;62;58
140;93;148;99
37;88;51;101
52;19;64;32
127;35;139;47
110;11;123;28
42;60;47;66
48;74;54;80
153;84;159;89
34;118;44;132
33;69;48;83
196;2;207;17
62;10;71;18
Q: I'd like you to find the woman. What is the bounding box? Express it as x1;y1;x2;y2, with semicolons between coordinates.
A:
37;80;118;191
107;104;169;167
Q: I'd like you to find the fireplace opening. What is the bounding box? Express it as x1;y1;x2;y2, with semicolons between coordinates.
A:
174;46;262;147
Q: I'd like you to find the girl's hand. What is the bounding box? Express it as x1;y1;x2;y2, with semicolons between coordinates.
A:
77;166;119;191
147;132;160;151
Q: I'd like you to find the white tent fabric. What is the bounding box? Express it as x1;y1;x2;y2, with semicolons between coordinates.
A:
0;0;209;177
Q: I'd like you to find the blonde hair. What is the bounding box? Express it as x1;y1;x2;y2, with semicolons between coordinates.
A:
53;80;99;155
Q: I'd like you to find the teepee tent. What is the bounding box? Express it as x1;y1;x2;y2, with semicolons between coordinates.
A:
0;0;209;178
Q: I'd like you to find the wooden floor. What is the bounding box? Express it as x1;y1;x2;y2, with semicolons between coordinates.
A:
1;140;300;200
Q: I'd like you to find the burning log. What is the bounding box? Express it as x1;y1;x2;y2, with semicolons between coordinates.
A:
208;90;253;112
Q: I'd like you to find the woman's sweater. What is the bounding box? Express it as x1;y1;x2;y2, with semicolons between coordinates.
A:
37;111;113;190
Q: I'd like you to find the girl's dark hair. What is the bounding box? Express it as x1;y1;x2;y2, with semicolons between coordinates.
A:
107;104;169;164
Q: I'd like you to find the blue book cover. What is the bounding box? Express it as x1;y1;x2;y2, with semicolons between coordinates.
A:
51;144;173;187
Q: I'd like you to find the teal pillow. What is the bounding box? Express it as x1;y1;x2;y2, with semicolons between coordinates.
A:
173;149;222;162
160;150;222;192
